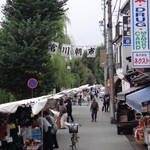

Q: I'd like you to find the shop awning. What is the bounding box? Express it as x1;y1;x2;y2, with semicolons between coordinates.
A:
126;86;150;114
117;85;145;101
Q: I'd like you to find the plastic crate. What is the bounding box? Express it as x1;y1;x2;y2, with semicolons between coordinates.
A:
69;125;78;133
32;130;41;140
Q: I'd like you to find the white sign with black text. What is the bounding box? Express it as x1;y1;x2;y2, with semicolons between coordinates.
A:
61;44;71;57
49;41;59;54
86;46;96;58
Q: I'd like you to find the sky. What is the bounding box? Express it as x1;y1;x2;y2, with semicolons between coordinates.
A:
66;0;103;46
0;0;124;46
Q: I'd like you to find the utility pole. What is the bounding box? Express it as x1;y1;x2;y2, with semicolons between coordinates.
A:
107;0;115;123
103;0;108;93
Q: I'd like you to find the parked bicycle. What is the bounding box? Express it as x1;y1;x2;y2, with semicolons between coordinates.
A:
65;122;81;150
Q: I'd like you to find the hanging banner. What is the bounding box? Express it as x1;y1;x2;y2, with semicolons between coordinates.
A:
74;46;83;58
61;44;71;57
86;46;96;58
122;16;131;46
131;0;150;68
48;41;59;54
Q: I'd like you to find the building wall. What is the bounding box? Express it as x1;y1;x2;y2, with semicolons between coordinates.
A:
121;46;131;74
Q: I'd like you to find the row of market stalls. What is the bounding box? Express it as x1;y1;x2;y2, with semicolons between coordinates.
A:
117;85;150;147
0;84;98;150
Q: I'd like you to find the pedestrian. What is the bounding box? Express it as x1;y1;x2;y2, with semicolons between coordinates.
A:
57;99;67;129
90;98;99;122
78;92;82;106
86;90;90;106
65;98;74;123
37;113;53;150
94;88;98;98
90;88;93;101
43;110;59;149
103;92;110;112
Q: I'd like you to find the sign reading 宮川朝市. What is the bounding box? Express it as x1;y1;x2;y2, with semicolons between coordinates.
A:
131;0;150;68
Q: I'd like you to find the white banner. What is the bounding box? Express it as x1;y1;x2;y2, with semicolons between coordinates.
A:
49;41;59;54
86;46;96;58
131;0;150;68
74;46;83;58
61;44;71;57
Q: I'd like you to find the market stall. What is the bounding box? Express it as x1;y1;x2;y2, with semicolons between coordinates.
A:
0;95;53;150
125;86;150;148
0;84;91;150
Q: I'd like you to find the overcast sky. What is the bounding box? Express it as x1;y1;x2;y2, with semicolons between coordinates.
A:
66;0;103;46
0;0;123;46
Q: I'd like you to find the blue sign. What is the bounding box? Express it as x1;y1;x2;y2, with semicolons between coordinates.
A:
28;78;38;89
123;37;131;46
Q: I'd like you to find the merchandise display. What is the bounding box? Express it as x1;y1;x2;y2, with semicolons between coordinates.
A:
0;107;42;150
134;117;150;146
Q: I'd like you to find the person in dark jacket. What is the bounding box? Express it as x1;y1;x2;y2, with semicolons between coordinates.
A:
90;98;99;122
65;98;74;122
103;92;110;112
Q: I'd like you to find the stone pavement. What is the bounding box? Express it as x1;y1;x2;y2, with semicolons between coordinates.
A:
56;100;147;150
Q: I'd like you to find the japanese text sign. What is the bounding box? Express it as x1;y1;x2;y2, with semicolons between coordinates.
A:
131;0;150;67
61;44;71;57
49;42;59;54
74;46;83;58
123;16;131;46
86;46;96;58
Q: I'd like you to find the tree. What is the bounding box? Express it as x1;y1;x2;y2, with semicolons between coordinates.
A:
81;46;104;85
94;46;104;85
71;58;95;86
51;14;75;93
0;0;68;99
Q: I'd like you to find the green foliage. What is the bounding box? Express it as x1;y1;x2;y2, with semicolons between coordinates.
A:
51;51;74;92
0;0;68;100
71;58;95;86
0;89;16;104
50;14;75;92
95;46;104;85
82;51;96;75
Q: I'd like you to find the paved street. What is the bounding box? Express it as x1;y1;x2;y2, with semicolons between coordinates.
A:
56;100;143;150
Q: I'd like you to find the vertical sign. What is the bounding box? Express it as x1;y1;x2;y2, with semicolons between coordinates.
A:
100;49;105;67
74;46;83;58
61;44;71;57
123;16;131;46
131;0;150;68
86;46;96;58
49;41;59;54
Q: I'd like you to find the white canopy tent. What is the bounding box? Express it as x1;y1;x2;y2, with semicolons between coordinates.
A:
0;84;90;115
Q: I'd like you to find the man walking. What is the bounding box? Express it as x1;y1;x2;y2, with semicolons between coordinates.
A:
90;98;99;122
65;98;74;122
103;92;110;112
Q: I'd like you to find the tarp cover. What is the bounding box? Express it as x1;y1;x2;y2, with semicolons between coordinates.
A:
126;86;150;114
117;85;145;101
0;84;92;114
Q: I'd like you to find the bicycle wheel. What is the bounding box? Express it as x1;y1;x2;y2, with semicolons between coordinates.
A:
72;133;79;150
71;133;76;150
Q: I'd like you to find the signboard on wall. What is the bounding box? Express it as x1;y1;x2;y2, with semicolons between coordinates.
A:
131;0;150;68
123;16;131;46
100;49;105;67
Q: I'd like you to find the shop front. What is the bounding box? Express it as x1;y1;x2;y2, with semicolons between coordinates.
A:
126;86;150;148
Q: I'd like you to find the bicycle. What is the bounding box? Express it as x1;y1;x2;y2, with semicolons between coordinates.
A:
65;122;81;150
